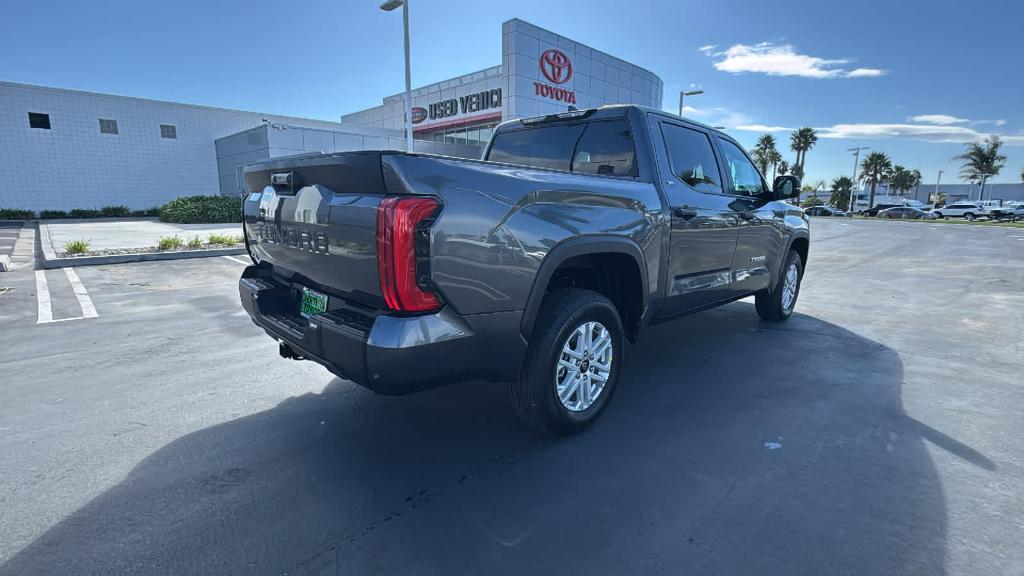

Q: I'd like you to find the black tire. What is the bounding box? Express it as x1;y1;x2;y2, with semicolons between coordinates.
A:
755;250;804;322
965;212;975;221
511;288;624;436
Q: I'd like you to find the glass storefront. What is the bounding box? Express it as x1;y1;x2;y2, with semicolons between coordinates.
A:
420;121;500;146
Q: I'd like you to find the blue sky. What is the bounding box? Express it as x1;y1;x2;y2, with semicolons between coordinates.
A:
3;0;1023;186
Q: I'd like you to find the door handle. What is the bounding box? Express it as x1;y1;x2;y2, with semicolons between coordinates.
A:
673;207;698;220
737;211;755;220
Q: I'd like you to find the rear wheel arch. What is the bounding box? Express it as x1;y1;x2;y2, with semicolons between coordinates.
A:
521;237;648;343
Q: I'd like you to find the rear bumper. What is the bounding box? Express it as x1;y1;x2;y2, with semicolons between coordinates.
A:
238;267;527;395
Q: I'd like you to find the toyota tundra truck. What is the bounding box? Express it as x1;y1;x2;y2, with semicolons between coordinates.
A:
238;105;809;435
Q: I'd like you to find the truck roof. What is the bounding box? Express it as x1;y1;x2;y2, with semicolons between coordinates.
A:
496;104;727;138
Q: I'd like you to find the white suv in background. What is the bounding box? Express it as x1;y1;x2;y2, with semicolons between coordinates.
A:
932;203;986;220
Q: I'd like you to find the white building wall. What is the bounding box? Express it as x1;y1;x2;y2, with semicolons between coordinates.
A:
0;82;359;211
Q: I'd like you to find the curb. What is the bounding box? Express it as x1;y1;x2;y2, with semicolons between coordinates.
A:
38;222;246;268
41;247;247;269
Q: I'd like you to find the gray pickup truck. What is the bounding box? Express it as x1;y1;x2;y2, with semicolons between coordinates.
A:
238;105;809;434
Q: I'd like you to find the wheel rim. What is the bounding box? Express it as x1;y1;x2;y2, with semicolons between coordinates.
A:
781;263;800;311
554;321;612;412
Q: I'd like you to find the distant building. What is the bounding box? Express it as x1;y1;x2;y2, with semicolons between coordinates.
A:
1;18;662;212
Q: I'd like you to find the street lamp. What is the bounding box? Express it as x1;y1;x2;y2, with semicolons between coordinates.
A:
679;90;703;117
848;146;869;213
380;0;414;153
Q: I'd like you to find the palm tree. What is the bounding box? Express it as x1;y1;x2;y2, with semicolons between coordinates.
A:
769;149;783;180
954;135;1006;200
789;127;818;179
860;152;893;208
890;165;913;197
829;176;854;210
753;134;779;177
1020;167;1024;182
910;169;922;200
777;160;789;176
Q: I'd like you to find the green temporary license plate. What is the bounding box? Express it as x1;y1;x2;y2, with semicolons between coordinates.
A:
300;287;328;318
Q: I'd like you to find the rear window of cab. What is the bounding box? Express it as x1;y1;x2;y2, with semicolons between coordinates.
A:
486;119;637;178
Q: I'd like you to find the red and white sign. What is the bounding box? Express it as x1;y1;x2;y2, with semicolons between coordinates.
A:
535;49;576;104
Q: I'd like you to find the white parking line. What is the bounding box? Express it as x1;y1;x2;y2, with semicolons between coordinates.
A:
64;267;99;318
35;270;52;324
223;255;250;265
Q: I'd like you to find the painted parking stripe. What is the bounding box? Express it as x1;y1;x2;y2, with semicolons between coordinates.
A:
64;267;99;318
223;255;250;265
35;270;53;324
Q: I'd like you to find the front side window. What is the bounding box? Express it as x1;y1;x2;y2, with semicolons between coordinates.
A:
717;137;766;197
661;123;722;194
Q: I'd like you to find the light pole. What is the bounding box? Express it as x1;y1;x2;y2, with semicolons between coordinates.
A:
933;169;943;205
848;146;869;213
679;90;703;117
380;0;414;153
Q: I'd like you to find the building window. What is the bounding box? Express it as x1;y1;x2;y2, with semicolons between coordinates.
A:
99;118;119;134
28;112;51;129
160;124;177;139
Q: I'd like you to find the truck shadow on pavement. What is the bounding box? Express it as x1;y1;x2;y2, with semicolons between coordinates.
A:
2;302;974;575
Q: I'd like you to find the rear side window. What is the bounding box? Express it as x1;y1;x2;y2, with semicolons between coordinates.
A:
571;120;636;177
486;119;636;177
661;123;722;194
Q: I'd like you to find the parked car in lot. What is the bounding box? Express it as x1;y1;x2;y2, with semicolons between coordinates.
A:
878;206;935;220
859;203;901;217
237;105;810;435
989;203;1024;222
931;202;987;220
806;205;846;217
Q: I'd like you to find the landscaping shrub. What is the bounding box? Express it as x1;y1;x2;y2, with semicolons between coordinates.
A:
64;239;91;254
159;195;241;224
130;206;162;217
157;236;183;250
99;205;131;217
69;208;101;219
0;208;36;220
187;236;204;249
39;210;69;219
207;233;243;245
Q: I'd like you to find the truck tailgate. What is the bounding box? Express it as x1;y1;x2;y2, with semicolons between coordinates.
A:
242;151;388;308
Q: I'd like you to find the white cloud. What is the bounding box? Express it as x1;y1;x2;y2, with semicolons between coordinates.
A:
698;44;717;53
735;124;795;133
909;114;970;125
703;42;885;79
846;68;886;78
817;122;1024;145
994;119;1007;126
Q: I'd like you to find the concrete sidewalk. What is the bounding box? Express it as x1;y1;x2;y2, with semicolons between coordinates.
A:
44;220;241;251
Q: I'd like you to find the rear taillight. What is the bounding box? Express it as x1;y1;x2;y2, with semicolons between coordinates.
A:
377;197;441;313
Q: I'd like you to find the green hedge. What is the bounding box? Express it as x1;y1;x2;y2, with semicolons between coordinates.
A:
0;208;35;220
3;197;239;223
159;195;241;224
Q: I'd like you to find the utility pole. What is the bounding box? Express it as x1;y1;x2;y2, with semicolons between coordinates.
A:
848;146;869;213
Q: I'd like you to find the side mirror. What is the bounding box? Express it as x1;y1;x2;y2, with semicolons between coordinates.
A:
773;175;801;200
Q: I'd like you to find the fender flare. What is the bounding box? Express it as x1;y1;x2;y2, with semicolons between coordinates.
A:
520;236;649;340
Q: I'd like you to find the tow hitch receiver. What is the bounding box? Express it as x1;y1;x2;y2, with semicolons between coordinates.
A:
279;341;305;361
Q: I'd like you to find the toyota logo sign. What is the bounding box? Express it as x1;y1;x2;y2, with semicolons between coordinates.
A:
540;49;573;84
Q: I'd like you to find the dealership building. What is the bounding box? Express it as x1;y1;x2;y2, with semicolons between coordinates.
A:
0;19;662;213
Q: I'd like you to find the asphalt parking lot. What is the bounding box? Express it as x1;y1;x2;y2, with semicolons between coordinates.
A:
1;218;1023;575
